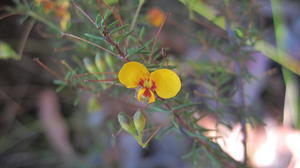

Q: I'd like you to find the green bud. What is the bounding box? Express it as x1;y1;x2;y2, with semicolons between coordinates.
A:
133;110;146;134
118;112;136;136
83;57;97;73
95;53;106;72
104;54;114;71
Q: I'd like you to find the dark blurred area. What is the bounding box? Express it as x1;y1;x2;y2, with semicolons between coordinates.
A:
0;0;67;167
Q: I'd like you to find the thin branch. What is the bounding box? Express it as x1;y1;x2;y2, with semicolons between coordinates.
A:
124;0;144;48
112;128;123;137
83;79;117;83
36;24;57;38
129;0;144;31
103;29;129;62
54;45;76;53
0;13;18;20
33;58;64;80
143;125;162;147
192;17;228;40
96;0;124;25
0;89;22;124
73;71;117;79
18;19;35;58
72;1;98;28
71;1;128;62
163;102;244;168
148;13;169;63
61;32;118;57
224;3;248;164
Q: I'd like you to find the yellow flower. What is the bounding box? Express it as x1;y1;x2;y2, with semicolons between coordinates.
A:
35;0;42;5
147;7;165;27
35;0;70;31
41;0;55;13
118;62;181;103
55;0;70;31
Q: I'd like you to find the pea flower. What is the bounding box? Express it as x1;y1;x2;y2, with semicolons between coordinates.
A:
118;62;181;103
35;0;70;31
146;7;165;27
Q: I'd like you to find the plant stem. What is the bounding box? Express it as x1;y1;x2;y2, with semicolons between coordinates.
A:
129;0;144;31
61;33;117;57
72;1;128;62
223;2;248;164
72;1;98;28
28;11;61;34
148;14;168;63
18;19;35;59
33;58;64;81
103;29;129;62
271;0;300;128
163;103;245;168
142;125;161;147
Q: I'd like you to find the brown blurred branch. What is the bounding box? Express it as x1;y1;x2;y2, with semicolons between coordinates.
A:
148;13;169;63
33;58;64;81
38;89;76;161
71;1;128;62
61;32;118;57
18;19;35;58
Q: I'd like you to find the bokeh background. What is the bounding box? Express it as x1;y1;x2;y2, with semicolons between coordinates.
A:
1;0;300;167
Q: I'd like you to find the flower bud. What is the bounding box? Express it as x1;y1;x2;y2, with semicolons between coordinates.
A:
83;57;97;73
104;54;114;71
118;112;136;136
133;110;146;134
95;54;106;72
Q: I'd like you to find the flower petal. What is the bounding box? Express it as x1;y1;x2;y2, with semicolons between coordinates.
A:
137;88;156;103
118;62;149;88
137;88;146;102
150;69;181;99
148;90;155;103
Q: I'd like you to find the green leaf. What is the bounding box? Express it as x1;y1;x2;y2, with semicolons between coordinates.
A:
182;141;199;159
178;0;225;28
110;24;129;34
107;20;119;30
64;71;75;80
0;41;19;60
104;10;113;21
202;146;222;168
139;26;145;39
84;33;105;42
18;14;30;25
56;84;67;92
103;0;119;6
172;103;201;111
144;38;155;46
149;106;170;113
126;46;146;58
146;64;177;69
53;80;66;85
115;30;134;42
95;14;101;26
179;0;300;76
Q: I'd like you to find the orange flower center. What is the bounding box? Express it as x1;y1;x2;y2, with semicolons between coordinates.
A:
138;79;156;98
